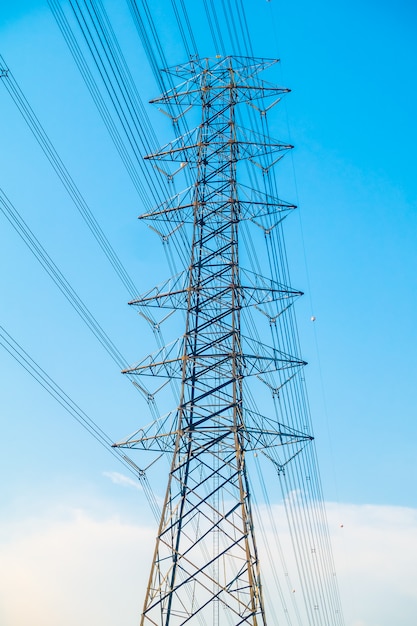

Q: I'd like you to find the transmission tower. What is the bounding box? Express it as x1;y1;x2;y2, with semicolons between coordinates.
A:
114;56;339;626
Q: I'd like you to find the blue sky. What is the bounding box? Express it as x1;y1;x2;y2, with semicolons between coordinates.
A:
0;1;416;625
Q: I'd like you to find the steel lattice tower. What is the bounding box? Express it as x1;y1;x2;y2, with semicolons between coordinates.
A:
115;57;314;625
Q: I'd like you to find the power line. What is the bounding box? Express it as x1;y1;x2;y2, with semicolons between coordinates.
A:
0;185;166;424
0;54;139;298
0;186;128;370
0;322;161;520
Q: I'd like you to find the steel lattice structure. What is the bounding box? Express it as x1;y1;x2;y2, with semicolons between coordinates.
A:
115;57;321;625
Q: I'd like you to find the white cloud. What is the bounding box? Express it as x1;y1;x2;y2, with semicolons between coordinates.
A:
103;471;143;490
328;502;417;626
0;509;154;626
0;502;415;626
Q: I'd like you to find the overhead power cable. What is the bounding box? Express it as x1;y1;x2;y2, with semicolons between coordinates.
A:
0;186;162;421
49;0;154;207
203;0;225;56
126;0;172;97
170;0;199;59
0;50;178;408
0;323;161;521
49;0;192;273
65;0;167;205
0;54;139;298
0;186;127;370
0;52;174;345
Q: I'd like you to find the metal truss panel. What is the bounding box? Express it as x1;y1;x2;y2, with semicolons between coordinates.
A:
144;124;292;166
139;183;296;232
123;333;305;380
161;55;278;79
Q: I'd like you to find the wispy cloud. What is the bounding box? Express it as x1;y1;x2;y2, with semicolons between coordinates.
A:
328;502;417;626
0;509;154;626
103;471;143;490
